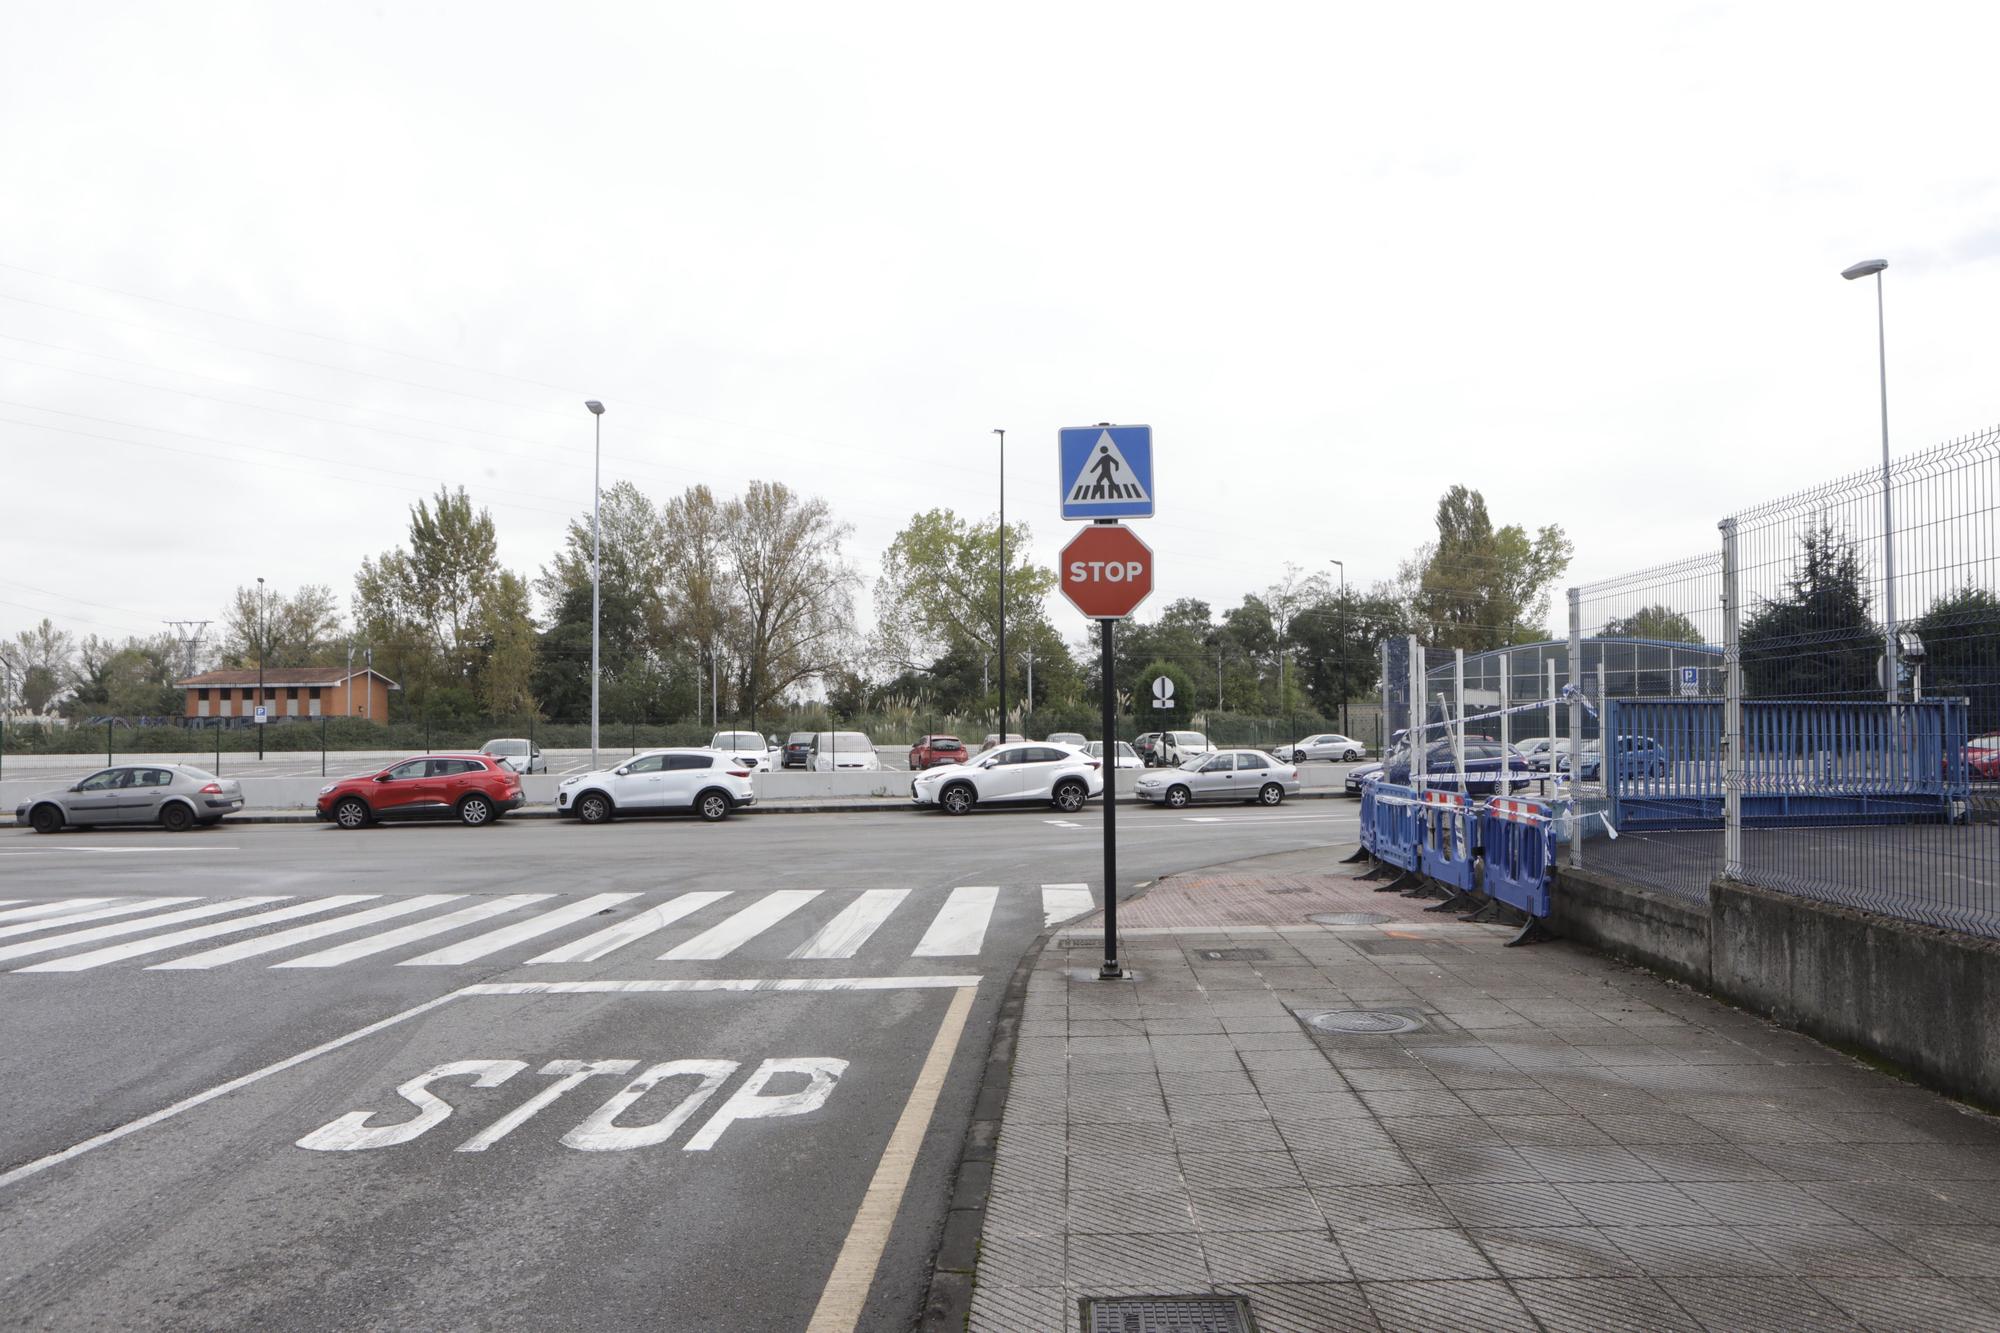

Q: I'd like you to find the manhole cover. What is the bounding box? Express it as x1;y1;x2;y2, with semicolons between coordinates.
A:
1195;947;1268;962
1310;911;1392;925
1305;1010;1423;1035
1082;1294;1256;1332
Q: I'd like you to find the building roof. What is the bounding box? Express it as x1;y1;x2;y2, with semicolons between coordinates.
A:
176;667;401;689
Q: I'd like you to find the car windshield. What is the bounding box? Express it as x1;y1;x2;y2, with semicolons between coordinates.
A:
787;733;813;744
488;740;527;754
819;732;872;748
715;733;763;748
1175;753;1207;771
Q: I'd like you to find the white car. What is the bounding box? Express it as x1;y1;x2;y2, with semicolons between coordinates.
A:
1275;733;1365;763
479;737;546;774
1148;731;1212;767
1135;749;1301;808
708;730;779;773
810;731;881;772
557;749;757;823
1045;732;1088;746
911;742;1104;815
1083;740;1143;770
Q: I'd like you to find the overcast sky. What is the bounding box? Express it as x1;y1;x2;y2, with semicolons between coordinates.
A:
4;1;1997;662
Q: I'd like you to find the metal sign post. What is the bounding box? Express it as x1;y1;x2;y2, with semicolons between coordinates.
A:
1099;616;1121;980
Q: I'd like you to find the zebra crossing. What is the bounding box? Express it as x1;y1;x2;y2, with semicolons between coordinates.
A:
0;884;1103;976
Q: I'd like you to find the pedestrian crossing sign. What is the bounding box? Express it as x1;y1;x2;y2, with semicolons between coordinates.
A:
1059;425;1154;520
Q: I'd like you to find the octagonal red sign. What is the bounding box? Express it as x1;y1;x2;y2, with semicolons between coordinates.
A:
1060;524;1154;619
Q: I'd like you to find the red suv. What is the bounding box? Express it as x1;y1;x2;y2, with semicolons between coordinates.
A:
317;754;524;829
908;734;968;770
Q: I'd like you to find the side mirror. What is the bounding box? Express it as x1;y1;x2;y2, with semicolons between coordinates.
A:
614;766;630;777
375;774;392;783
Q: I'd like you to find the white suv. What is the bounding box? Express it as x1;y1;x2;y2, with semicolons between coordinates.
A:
709;731;778;772
558;749;758;823
911;742;1104;815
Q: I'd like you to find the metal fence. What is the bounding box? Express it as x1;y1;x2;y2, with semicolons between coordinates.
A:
1574;425;2000;938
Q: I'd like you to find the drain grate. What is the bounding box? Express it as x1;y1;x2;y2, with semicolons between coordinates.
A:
1310;911;1392;925
1304;1009;1423;1035
1082;1294;1257;1332
1195;947;1269;962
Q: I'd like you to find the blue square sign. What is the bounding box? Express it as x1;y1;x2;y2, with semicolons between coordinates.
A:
1059;425;1154;520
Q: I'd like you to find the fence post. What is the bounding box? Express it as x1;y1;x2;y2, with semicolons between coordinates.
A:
1408;637;1426;799
1567;587;1584;870
1499;649;1511;795
321;713;328;779
1720;517;1744;880
214;718;221;774
107;719;114;767
1453;648;1467;791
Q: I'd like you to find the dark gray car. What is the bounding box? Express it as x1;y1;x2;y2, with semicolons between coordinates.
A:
15;764;244;833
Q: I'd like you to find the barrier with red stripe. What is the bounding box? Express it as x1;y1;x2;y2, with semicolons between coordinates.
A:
1480;796;1556;919
1367;780;1422;873
1418;789;1478;898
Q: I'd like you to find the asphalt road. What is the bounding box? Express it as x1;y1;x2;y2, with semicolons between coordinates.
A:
0;799;1357;1331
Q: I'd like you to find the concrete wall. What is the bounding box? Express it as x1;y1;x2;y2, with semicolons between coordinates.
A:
1552;867;2000;1110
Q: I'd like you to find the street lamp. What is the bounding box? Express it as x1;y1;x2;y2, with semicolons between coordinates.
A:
1329;559;1347;734
993;428;1006;743
585;400;605;768
1841;258;1896;702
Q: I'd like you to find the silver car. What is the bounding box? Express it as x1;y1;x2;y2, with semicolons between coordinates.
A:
1134;749;1301;808
1276;733;1365;762
15;763;244;834
480;737;546;774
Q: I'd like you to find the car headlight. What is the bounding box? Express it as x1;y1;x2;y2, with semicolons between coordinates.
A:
319;784;336;795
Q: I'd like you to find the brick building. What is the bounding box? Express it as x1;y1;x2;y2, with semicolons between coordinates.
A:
176;667;400;723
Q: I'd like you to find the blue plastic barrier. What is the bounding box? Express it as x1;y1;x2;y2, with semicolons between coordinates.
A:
1482;796;1555;919
1357;782;1378;856
1369;781;1422;873
1418;789;1477;898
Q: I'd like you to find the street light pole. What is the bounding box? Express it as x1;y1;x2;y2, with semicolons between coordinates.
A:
1841;259;1896;702
585;400;606;768
1330;559;1347;734
993;428;1006;744
255;575;266;761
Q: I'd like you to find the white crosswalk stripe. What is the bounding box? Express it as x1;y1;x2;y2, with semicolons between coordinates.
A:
0;898;285;965
15;896;380;972
0;897;121;928
272;894;553;968
527;892;731;964
0;898;192;941
152;894;467;969
789;889;909;959
913;886;998;957
662;890;820;960
399;893;641;966
1040;883;1096;927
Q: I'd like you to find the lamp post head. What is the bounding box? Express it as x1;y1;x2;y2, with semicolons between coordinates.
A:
1841;259;1888;281
584;400;605;415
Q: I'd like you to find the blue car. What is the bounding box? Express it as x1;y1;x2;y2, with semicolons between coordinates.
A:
1560;736;1670;781
1374;740;1534;794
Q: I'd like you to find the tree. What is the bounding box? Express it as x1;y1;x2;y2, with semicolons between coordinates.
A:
65;635;180;719
722;481;858;727
873;509;1055;677
1741;519;1878;701
661;485;734;713
222;583;344;668
1132;659;1197;728
1;618;77;714
1600;605;1705;643
477;571;539;717
1409;486;1572;651
355;486;508;706
1913;585;2000;733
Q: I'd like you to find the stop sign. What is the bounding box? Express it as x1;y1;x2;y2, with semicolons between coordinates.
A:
1060;524;1154;619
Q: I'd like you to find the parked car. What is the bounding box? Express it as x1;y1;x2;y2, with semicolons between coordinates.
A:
1083;740;1143;770
16;763;244;834
479;737;546;774
1967;735;2000;780
1344;760;1383;795
977;733;1026;753
557;748;756;823
1274;733;1365;763
782;731;817;769
1045;732;1088;746
811;731;881;772
908;734;968;770
1558;736;1669;781
1133;732;1163;765
910;742;1103;815
709;731;778;773
1374;740;1535;794
1135;749;1301;808
317;754;523;829
1147;731;1212;767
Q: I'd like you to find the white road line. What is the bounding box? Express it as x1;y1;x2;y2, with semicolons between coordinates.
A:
0;898;119;926
0;899;20;907
272;894;552;968
662;890;820;960
0;898;284;964
15;896;380;972
806;983;977;1331
464;977;982;996
527;892;731;964
398;893;641;966
0;847;241;857
1040;883;1096;927
912;886;998;957
152;894;467;969
1045;819;1083;829
789;889;909;959
1;900;196;943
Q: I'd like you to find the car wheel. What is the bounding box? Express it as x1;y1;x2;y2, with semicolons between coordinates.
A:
1165;785;1191;809
333;797;370;829
697;790;732;822
28;803;63;835
159;802;195;833
1258;783;1284;806
576;792;612;825
941;783;976;815
458;795;494;827
1344;750;1359;762
1052;779;1087;813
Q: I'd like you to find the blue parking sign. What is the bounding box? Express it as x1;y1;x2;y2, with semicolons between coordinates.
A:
1059;425;1154;520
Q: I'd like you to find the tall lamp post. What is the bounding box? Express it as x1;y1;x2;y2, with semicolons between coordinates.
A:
585;400;605;768
1329;558;1347;734
255;575;267;760
992;428;1006;743
1841;258;1896;702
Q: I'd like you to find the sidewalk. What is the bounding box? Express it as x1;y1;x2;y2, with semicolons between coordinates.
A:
961;849;2000;1332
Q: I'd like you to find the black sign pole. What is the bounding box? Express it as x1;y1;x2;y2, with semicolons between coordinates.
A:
1099;613;1121;979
